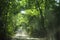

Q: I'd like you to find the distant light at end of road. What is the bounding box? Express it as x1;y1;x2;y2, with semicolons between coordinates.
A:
21;10;26;14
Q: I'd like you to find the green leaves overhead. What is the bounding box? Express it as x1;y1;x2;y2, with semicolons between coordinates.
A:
25;9;39;16
19;0;27;6
12;13;28;26
10;0;58;37
0;0;60;39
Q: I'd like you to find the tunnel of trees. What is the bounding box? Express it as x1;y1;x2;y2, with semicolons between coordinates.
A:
0;0;60;40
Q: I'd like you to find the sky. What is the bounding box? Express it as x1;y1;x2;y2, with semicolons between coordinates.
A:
55;0;59;3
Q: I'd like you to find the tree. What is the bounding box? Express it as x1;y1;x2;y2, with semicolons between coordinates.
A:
0;0;20;40
0;0;60;40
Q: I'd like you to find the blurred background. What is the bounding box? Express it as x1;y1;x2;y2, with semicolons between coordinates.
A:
0;0;60;40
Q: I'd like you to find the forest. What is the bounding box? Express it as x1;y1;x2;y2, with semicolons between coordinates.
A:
0;0;60;40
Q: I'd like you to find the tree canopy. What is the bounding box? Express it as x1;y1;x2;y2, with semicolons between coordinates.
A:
0;0;60;40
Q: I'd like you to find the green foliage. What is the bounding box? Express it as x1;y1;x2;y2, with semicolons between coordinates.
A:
0;0;60;39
